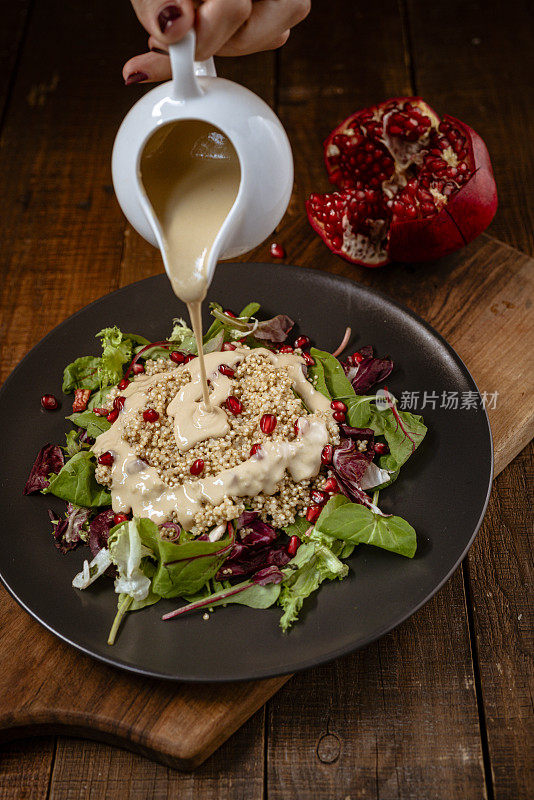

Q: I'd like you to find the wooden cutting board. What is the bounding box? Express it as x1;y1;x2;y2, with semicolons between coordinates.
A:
0;231;532;770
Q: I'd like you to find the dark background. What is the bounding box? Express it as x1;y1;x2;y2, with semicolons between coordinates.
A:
0;0;532;797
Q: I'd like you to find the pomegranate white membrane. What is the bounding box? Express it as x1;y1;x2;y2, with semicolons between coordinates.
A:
92;119;334;526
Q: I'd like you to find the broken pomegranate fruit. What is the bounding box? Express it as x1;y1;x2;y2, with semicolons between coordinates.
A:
306;97;497;266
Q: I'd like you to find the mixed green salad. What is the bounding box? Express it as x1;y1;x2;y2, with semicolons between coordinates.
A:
25;301;427;644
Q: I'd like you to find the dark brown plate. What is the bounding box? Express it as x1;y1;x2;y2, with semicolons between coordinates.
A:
0;264;492;681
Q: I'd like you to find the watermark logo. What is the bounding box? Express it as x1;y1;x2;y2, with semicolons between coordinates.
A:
398;390;498;411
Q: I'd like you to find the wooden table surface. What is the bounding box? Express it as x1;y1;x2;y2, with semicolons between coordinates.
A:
0;1;532;798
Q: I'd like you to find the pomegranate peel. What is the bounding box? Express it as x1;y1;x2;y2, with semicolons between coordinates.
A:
307;98;497;267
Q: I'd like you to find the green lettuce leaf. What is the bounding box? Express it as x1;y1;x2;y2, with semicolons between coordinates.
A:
163;578;281;622
370;406;427;472
169;318;197;353
316;502;417;558
62;355;101;394
95;326;134;387
42;451;111;507
135;518;233;599
278;541;349;632
67;411;111;438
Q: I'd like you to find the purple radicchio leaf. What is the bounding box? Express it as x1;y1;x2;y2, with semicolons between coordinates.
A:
216;514;291;581
24;444;64;495
88;508;116;557
252;565;285;585
159;521;181;542
332;426;376;507
48;504;90;554
253;314;294;343
342;345;393;393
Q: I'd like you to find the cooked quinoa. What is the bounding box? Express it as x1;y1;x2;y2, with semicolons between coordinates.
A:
95;349;339;534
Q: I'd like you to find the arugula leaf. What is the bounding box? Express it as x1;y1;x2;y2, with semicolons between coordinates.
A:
43;451;111;507
64;429;82;457
278;541;348;632
307;357;330;400
283;516;310;539
135;518;233;598
309;348;355;400
67;411;111;438
203;302;225;344
317;502;417;558
238;301;261;320
62;355;101;394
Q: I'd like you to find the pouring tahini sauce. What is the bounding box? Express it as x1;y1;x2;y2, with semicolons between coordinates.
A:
94;120;332;528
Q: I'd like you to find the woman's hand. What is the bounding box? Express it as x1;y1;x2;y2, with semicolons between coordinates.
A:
124;0;310;84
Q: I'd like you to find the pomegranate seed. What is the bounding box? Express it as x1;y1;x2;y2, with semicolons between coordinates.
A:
190;459;205;476
323;476;339;494
310;489;328;505
218;364;235;378
331;400;347;412
113;396;126;411
352;351;364;363
306;505;321;524
260;413;277;434
287;535;300;557
250;443;262;457
302;352;315;366
321;445;333;465
184;354;195;363
332;410;346;423
106;409;119;423
93;407;109;416
132;362;145;375
40;394;59;411
143;408;159;423
374;442;389;455
222;342;237;351
170;351;185;364
224;310;237;318
293;420;300;436
279;345;293;354
113;513;129;525
118;378;129;391
98;451;114;466
226;396;243;415
294;335;311;349
270;242;286;258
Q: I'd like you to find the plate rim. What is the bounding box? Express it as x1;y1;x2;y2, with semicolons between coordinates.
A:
0;264;494;682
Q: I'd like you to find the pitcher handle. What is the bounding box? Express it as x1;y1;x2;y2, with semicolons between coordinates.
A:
169;30;216;100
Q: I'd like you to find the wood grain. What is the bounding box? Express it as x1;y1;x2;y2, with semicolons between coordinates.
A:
0;0;532;795
467;443;534;800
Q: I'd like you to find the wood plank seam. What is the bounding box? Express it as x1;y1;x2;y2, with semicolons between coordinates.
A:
462;559;496;800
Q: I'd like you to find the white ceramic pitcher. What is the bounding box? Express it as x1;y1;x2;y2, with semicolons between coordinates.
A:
112;31;294;287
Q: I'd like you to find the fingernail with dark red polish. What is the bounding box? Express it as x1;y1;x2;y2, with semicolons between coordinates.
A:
158;5;182;34
125;71;148;85
150;46;169;55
